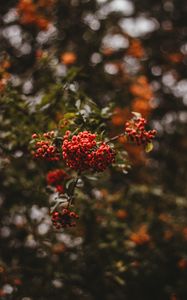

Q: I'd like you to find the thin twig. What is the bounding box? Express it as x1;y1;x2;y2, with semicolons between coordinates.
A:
106;132;126;144
68;172;81;207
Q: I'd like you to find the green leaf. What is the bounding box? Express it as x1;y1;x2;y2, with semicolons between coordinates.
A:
63;112;76;119
145;142;153;153
101;106;110;117
76;178;84;187
98;130;105;140
65;178;75;190
84;175;98;181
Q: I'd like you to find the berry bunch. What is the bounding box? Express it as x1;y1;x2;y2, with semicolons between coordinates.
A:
46;169;68;193
90;143;116;172
62;130;115;172
51;209;79;229
31;115;156;230
32;131;60;161
125;117;157;145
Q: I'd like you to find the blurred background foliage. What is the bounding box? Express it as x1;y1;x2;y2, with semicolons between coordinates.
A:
0;0;187;299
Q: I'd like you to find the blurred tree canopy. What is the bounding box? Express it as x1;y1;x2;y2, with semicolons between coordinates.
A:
0;1;187;300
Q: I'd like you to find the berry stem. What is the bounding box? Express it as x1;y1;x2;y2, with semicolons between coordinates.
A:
106;132;126;144
68;172;81;207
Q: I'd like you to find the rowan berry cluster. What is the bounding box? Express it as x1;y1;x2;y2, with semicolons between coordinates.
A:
32;131;60;161
125;117;157;145
51;209;79;229
90;143;116;172
62;130;115;172
46;169;68;193
31;115;156;230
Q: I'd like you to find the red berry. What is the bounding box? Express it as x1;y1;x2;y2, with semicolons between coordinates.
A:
32;132;60;161
51;209;79;229
124;117;157;146
32;133;38;139
62;131;115;172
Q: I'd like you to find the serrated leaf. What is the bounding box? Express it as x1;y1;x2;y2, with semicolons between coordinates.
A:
145;142;153;153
